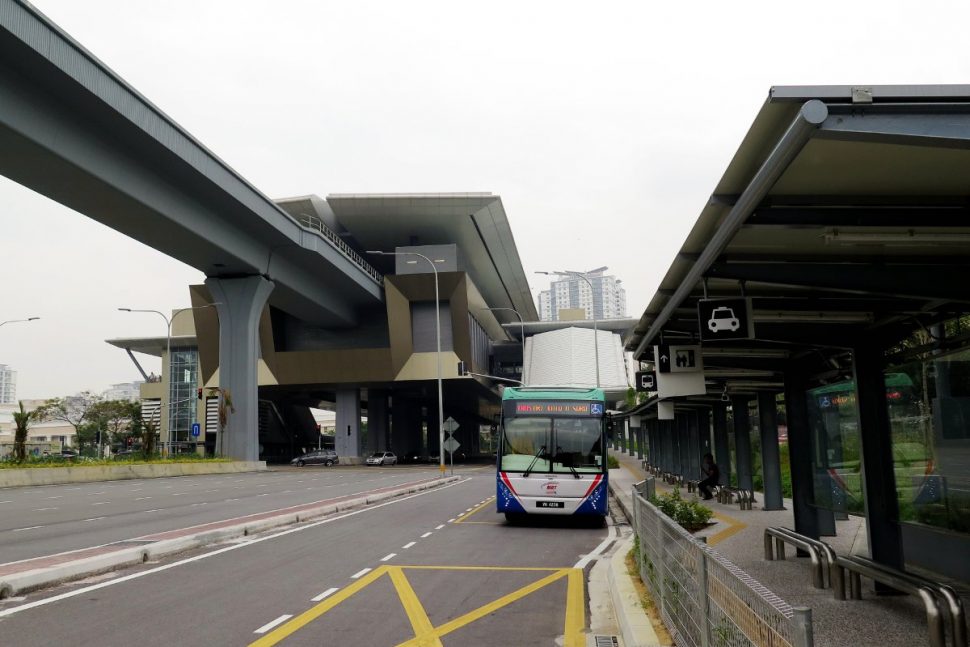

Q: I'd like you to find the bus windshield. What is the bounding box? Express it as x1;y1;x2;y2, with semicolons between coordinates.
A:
501;416;603;474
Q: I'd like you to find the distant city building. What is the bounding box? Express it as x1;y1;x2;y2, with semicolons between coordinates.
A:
537;267;627;322
0;364;15;405
103;381;143;402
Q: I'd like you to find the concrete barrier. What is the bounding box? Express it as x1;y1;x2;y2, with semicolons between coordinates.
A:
0;461;267;488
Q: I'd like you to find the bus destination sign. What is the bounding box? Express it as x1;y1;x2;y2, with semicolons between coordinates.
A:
514;401;602;416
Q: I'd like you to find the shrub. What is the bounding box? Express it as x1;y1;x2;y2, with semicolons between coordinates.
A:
650;488;713;532
607;455;619;469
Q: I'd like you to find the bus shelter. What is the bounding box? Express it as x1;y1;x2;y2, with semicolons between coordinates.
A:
624;85;970;584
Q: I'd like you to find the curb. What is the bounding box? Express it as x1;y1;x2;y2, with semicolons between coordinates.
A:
607;536;663;647
0;461;268;488
0;475;460;597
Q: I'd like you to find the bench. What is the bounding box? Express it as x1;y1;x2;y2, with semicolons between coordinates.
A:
834;554;967;647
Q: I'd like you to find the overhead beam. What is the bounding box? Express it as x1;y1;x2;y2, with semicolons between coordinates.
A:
707;262;970;302
819;108;970;150
746;206;970;228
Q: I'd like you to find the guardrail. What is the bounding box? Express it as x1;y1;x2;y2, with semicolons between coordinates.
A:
763;528;826;589
632;481;814;647
295;213;384;285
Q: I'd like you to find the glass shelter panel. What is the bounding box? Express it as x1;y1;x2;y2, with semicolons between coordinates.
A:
806;381;864;515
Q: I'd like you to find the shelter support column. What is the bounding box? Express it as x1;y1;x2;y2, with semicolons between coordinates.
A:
853;344;904;576
784;361;829;546
677;413;689;476
712;403;731;486
758;391;785;511
732;396;755;494
636;421;645;460
663;419;674;473
335;388;362;462
205;275;274;462
697;408;712;458
687;410;700;478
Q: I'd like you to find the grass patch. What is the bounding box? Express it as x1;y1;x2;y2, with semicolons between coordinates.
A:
607;454;620;469
626;547;673;645
0;455;232;469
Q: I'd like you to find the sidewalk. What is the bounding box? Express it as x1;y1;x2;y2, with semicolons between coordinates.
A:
608;450;939;647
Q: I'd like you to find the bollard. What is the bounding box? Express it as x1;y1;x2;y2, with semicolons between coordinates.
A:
792;607;814;647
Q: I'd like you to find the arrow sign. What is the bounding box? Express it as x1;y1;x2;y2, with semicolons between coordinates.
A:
443;417;460;434
656;345;672;374
443;437;461;454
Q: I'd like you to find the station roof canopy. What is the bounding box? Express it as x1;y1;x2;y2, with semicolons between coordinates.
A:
318;193;539;322
106;336;196;357
625;84;970;397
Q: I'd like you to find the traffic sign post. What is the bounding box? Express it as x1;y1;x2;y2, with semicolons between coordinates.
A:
191;422;201;438
443;417;459;475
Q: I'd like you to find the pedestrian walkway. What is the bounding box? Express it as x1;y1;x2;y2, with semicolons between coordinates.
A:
608;450;953;647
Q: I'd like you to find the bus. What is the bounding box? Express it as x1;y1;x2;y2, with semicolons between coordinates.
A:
496;386;609;520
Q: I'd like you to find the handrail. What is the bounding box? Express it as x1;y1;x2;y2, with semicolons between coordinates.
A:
836;555;948;647
764;528;825;589
295;214;384;285
775;528;839;590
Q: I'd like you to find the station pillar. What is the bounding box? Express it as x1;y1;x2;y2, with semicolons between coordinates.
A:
335;388;362;462
712;403;731;486
677;413;690;477
687;410;701;478
368;389;390;452
636;420;645;461
205;275;274;462
731;396;755;494
784;361;830;544
757;391;785;511
390;397;418;457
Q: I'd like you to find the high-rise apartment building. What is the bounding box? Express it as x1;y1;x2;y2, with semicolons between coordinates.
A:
536;267;627;322
0;365;16;405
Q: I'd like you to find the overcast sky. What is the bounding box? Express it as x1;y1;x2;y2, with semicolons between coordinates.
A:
3;0;968;399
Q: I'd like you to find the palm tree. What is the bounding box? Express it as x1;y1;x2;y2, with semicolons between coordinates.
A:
12;401;34;463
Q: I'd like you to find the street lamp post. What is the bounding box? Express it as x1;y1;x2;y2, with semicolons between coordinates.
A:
536;270;600;388
0;317;40;328
119;305;219;455
367;250;447;475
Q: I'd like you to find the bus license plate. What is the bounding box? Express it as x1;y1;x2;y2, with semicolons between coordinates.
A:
536;501;564;509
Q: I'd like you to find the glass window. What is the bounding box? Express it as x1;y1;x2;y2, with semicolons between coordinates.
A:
806;381;864;515
551;418;603;473
500;416;603;473
888;348;970;534
501;417;550;472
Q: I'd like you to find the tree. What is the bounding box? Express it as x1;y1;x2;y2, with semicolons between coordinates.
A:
12;401;35;463
89;400;140;449
34;392;102;454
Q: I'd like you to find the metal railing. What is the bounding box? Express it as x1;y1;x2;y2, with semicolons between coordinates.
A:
632;481;814;647
295;213;384;285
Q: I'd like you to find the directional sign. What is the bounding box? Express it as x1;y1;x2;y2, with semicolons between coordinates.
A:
443;417;460;435
191;422;201;437
697;298;754;342
443;437;461;454
635;370;656;392
656;344;703;374
655;345;706;398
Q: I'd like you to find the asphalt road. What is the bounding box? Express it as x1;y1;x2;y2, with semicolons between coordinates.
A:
0;465;450;564
0;469;609;646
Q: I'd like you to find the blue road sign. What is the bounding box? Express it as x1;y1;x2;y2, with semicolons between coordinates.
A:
191;422;201;437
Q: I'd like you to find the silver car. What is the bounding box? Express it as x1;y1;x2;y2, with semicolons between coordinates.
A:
365;451;397;466
291;450;339;467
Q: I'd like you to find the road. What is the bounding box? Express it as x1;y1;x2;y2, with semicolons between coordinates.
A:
0;467;610;646
0;465;447;564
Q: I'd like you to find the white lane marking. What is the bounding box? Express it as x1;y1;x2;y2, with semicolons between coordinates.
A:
435;524;445;530
351;568;372;579
203;489;219;493
13;525;44;532
310;587;339;602
258;493;269;497
573;517;617;570
0;480;467;618
465;507;473;512
0;501;11;504
135;497;152;501
190;503;208;507
46;496;63;500
35;507;58;512
142;509;161;513
89;492;105;496
172;493;187;497
225;498;239;502
65;488;80;491
402;542;416;549
420;532;432;538
131;489;142;493
281;490;292;494
380;553;396;562
83;517;105;522
91;502;110;506
254;614;293;634
447;518;456;523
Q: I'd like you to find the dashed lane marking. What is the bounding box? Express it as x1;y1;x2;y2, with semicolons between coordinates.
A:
350;568;371;579
402;542;416;549
420;532;432;538
310;587;338;602
453;496;497;524
13;526;44;532
254;614;292;634
434;524;444;530
83;517;105;522
380;553;396;562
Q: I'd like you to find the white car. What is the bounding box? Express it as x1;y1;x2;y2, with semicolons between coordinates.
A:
365;451;397;466
708;306;740;332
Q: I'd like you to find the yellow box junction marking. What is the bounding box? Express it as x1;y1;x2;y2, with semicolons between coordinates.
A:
248;565;585;647
453;496;496;523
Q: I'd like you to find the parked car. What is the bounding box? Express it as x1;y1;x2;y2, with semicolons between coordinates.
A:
365;451;397;466
291;450;339;467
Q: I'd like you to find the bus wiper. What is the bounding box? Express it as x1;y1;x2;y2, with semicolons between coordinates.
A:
523;445;546;477
556;446;581;479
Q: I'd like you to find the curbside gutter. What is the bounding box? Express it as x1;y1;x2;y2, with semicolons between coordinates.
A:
0;461;268;488
0;475;460;598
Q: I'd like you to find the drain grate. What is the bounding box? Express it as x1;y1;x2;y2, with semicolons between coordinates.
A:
590;635;620;647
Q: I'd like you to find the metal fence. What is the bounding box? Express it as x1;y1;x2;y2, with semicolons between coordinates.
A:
632;480;814;647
